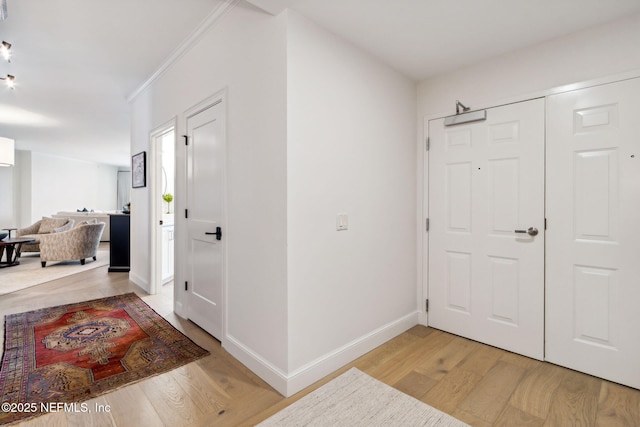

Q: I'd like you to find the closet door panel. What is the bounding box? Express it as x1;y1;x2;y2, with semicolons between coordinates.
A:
546;77;640;389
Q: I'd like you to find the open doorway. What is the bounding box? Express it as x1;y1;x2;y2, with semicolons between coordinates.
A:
150;123;176;295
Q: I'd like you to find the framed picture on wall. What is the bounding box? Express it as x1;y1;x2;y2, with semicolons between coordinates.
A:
132;151;146;188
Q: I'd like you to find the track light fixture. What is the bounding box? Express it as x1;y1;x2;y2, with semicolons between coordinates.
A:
0;40;16;88
0;41;10;61
1;74;14;89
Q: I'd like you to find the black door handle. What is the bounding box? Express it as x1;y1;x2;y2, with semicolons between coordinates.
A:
205;227;222;241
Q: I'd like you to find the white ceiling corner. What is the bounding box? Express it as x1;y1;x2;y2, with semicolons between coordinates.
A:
245;0;299;16
127;0;241;103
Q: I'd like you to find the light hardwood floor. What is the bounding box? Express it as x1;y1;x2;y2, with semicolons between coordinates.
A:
1;266;639;426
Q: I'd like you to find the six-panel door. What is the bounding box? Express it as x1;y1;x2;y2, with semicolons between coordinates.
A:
428;98;545;360
546;78;640;389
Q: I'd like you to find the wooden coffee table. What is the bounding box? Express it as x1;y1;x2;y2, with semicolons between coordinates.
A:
0;237;36;268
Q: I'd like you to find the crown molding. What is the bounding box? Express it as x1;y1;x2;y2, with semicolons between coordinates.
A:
127;0;240;103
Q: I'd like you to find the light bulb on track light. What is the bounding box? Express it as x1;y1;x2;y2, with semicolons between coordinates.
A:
1;74;15;89
0;41;11;61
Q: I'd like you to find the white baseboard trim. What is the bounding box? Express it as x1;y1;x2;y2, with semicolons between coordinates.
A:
174;300;186;318
223;310;419;397
128;271;149;293
223;335;289;396
284;311;419;396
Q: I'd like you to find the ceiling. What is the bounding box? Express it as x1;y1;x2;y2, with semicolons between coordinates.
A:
2;0;640;167
0;0;225;167
279;0;640;80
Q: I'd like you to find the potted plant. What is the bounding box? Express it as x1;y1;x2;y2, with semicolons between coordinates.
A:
162;193;174;214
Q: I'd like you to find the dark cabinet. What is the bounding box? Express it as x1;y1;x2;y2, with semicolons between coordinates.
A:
109;214;130;272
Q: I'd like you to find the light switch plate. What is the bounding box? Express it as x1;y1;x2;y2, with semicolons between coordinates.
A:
336;213;348;231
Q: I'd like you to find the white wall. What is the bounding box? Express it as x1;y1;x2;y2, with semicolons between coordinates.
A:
0;150;117;228
30;152;118;222
16;151;32;228
286;10;418;384
129;2;290;375
0;150;30;228
0;166;14;227
130;4;418;396
418;13;640;119
116;170;131;211
161;131;174;210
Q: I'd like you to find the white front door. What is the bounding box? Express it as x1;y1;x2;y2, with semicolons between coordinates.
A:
546;78;640;389
186;99;225;340
428;98;545;359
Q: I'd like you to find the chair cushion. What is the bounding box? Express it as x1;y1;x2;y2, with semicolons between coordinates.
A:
38;217;69;234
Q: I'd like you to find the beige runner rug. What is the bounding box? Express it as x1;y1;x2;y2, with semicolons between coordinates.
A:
258;368;469;426
0;246;109;296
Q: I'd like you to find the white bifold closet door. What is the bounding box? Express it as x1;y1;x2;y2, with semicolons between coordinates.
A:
428;98;545;360
546;78;640;389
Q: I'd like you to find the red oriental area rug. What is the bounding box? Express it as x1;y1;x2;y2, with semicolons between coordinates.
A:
0;293;209;425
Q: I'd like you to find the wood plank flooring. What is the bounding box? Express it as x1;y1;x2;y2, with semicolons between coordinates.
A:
1;266;639;426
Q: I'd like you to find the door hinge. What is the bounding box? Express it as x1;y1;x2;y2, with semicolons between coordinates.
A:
185;209;188;219
425;299;429;312
183;135;189;145
425;218;429;231
425;137;430;151
185;281;188;291
545;218;547;230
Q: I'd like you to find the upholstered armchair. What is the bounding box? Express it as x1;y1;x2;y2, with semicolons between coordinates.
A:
39;222;105;267
16;217;74;254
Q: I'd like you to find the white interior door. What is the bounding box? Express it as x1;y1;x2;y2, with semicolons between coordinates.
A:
186;99;225;340
428;99;545;359
546;78;640;389
151;126;175;295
